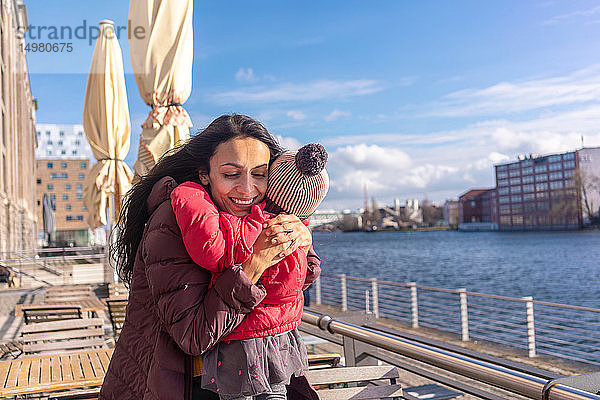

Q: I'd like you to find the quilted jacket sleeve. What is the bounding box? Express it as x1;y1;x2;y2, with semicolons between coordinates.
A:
303;246;321;290
142;202;267;356
171;182;230;272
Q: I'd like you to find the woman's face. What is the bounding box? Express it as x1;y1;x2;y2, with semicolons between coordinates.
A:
199;137;271;216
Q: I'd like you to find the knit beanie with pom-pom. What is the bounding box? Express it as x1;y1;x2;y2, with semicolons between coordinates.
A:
264;143;329;219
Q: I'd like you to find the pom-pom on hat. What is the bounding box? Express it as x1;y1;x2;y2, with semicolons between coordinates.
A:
265;143;330;219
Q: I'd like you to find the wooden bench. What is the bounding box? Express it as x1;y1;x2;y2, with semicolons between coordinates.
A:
21;305;83;324
45;285;94;302
305;365;403;400
0;341;22;360
307;353;341;368
108;282;129;299
106;299;127;338
21;318;106;355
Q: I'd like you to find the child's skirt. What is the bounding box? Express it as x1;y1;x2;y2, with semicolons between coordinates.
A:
201;328;308;397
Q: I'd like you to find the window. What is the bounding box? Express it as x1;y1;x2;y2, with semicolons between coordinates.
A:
548;155;562;162
58;141;63;146
47;162;53;169
522;167;533;175
511;204;522;213
538;215;549;225
62;194;68;200
47;140;53;145
513;215;523;224
61;162;67;169
564;153;575;160
65;204;71;210
65;184;71;190
536;174;548;182
36;131;41;136
535;164;547;172
78;131;84;136
76;193;83;200
497;171;508;179
500;216;511;225
523;193;535;201
59;131;65;136
564;160;575;169
509;163;520;170
522;175;534;184
522;184;534;192
536;182;548;191
524;203;536;213
509;178;521;185
511;195;522;203
75;140;81;146
470;201;476;208
549;163;562;171
47;184;53;190
499;196;510;204
46;131;51;136
550;180;563;189
510;186;522;194
36;179;41;184
509;170;521;177
80;162;87;169
47;150;52;156
72;150;78;155
498;188;509;195
536;192;547;199
50;173;68;179
78;173;85;179
564;170;574;179
498;179;508;187
76;183;83;190
537;202;549;211
82;205;87;211
61;150;66;155
500;205;511;214
497;165;508;171
521;160;533;167
549;172;562;180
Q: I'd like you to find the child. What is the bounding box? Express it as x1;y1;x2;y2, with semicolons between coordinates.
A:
170;143;329;399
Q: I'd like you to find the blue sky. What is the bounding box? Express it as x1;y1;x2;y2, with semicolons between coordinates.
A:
23;1;600;210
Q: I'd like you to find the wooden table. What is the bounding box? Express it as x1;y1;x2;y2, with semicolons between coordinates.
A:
0;348;113;396
15;298;107;317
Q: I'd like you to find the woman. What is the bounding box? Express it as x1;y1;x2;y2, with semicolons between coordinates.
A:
99;115;320;400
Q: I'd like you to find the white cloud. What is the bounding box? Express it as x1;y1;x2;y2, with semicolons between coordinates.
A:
211;79;383;104
275;135;302;151
286;110;306;120
544;5;600;25
324;109;351;122
235;68;258;83
424;65;600;117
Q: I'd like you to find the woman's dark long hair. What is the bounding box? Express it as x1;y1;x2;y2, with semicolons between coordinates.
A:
112;114;283;284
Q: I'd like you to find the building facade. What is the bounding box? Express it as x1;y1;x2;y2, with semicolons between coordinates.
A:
576;147;600;224
495;151;581;230
35;124;96;246
458;189;498;231
0;0;38;252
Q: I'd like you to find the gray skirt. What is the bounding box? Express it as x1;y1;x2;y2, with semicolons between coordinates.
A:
201;329;308;397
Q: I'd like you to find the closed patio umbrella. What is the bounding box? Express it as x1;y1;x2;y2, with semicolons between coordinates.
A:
83;20;134;229
42;193;55;245
128;0;193;179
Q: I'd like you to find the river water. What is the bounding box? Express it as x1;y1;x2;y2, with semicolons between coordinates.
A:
312;230;600;307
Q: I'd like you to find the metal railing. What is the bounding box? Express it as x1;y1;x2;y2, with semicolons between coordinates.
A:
302;310;600;400
312;273;600;366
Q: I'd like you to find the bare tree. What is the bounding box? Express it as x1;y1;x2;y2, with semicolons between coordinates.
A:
570;169;600;223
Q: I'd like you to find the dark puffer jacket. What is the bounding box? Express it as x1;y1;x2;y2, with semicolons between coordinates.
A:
99;177;321;400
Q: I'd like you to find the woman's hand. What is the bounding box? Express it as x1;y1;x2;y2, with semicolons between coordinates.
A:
262;214;312;255
241;214;312;284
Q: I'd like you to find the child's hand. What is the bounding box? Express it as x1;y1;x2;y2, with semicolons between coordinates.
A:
262;214;312;257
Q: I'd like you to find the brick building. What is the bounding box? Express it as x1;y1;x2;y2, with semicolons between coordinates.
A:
35;124;97;246
0;0;38;252
458;189;498;231
495;151;581;230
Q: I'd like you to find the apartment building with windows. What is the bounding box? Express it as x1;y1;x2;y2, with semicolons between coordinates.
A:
35;124;96;246
458;189;498;231
495;151;581;230
0;0;38;252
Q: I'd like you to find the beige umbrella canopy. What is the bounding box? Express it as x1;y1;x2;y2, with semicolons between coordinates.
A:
128;0;193;179
83;20;134;229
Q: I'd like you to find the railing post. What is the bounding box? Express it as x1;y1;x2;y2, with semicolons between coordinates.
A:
371;278;379;318
458;288;469;341
365;290;370;314
523;296;536;357
341;274;347;311
409;282;419;328
314;276;321;305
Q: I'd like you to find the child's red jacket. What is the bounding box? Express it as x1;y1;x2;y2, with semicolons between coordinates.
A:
171;181;320;341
